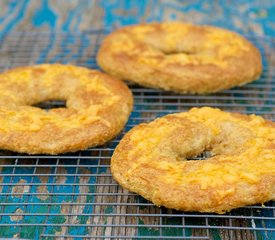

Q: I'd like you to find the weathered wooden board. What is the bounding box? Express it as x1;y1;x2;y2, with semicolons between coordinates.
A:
0;0;275;35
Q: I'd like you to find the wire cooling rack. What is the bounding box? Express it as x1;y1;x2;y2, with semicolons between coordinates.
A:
0;31;274;239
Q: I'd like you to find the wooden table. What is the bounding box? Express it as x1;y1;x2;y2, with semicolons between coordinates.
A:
0;1;274;239
1;0;275;35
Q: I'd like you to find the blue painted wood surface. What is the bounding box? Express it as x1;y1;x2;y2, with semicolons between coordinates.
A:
0;0;275;35
0;0;274;239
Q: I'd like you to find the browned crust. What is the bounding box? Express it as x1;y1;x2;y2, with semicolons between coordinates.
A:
97;22;262;94
111;107;275;213
0;64;133;154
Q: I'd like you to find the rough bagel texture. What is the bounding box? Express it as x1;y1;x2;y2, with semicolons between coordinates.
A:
0;64;133;154
97;22;262;94
111;107;275;213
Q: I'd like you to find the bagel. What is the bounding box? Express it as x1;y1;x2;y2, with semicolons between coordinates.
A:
0;64;133;154
97;22;262;94
111;107;275;213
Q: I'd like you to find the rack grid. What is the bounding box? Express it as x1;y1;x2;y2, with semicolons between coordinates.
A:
0;31;274;239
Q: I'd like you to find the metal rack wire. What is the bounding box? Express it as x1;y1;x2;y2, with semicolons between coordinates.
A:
0;31;274;239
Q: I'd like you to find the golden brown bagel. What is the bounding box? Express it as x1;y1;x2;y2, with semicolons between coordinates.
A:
0;64;133;154
97;22;262;94
111;107;275;213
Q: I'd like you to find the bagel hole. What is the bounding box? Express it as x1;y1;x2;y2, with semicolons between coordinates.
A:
32;100;67;111
187;151;212;161
164;50;194;55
